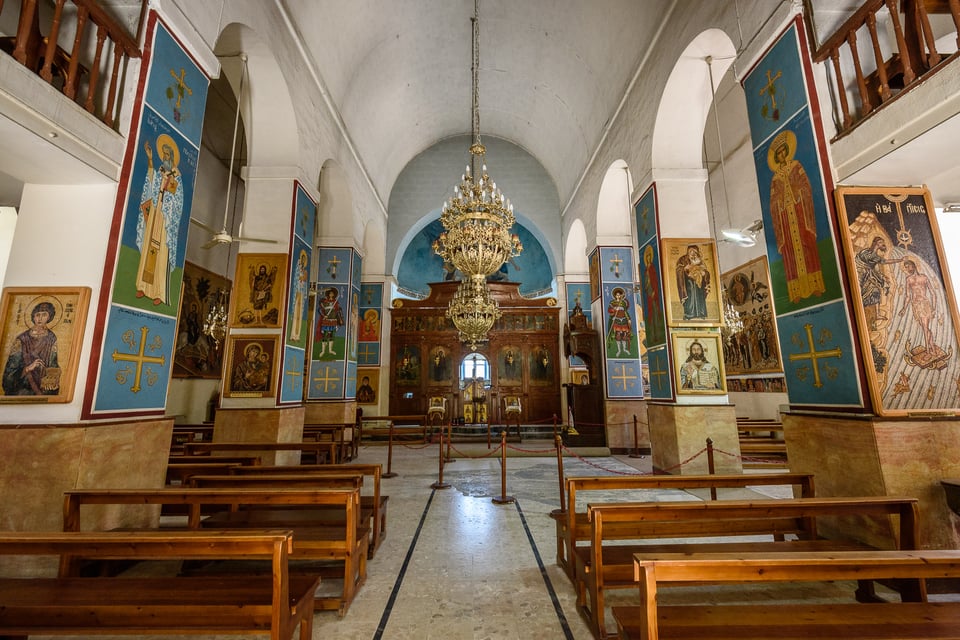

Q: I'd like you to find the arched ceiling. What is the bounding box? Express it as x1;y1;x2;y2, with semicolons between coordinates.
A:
283;0;674;208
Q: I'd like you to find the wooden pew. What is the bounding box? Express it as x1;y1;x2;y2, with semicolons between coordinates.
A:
557;473;816;579
165;461;242;485
227;463;388;558
577;496;920;639
0;530;315;640
182;441;338;465
613;550;960;640
169;423;215;454
360;414;429;443
62;487;368;616
303;423;354;463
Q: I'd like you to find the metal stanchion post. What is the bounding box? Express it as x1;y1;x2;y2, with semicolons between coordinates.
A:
382;422;398;478
629;414;643;458
492;430;515;504
444;421;454;463
549;434;566;520
706;437;716;499
431;427;450;489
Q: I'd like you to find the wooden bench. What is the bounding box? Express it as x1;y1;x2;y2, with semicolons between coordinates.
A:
577;496;920;639
557;473;816;579
613;550;960;640
182;441;338;465
170;423;215;454
303;423;355;463
62;487;368;616
0;530;315;640
228;463;388;558
166;461;242;485
360;414;429;443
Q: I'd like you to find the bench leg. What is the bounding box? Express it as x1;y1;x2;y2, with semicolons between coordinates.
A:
298;609;314;640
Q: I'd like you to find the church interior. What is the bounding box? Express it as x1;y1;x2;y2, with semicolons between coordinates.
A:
3;0;960;638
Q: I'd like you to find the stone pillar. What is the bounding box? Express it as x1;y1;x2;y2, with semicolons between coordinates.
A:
647;402;740;474
213;405;305;465
783;412;960;550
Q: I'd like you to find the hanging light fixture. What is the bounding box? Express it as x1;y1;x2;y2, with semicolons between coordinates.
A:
436;0;521;347
433;0;522;279
447;276;502;350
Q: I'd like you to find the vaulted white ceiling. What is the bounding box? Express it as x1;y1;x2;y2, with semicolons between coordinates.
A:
283;0;673;208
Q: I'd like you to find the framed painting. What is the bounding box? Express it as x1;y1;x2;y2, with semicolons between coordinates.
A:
224;335;279;398
661;238;723;327
570;369;589;385
671;330;727;395
0;286;90;403
356;367;379;405
498;345;523;385
174;261;230;378
427;345;452;384
720;256;783;375
230;253;287;328
395;344;421;386
835;185;960;416
529;344;555;385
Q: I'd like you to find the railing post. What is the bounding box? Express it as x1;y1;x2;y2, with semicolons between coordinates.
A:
431;427;450;490
444;421;454;463
382;422;398;478
550;434;566;519
630;414;643;459
492;431;515;504
706;437;717;499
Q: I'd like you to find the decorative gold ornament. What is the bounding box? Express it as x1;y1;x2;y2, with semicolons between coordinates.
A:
446;276;502;350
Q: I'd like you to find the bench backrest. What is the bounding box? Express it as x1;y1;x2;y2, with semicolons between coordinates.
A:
564;473;816;552
63;487;361;531
0;530;298;638
630;550;960;640
188;473;364;491
588;496;919;550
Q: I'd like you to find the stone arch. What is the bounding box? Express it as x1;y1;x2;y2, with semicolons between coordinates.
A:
650;28;737;238
564;218;589;276
596;159;633;243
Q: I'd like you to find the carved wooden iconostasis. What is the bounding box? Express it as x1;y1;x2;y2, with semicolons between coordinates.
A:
389;282;561;425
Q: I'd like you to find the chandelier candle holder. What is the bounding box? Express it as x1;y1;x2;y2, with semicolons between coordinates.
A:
432;148;523;278
435;0;522;346
446;275;502;350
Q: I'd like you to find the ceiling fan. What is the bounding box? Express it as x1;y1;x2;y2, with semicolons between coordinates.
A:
190;53;276;250
720;219;764;247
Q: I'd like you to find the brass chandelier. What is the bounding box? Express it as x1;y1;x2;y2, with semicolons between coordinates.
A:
435;0;522;347
446;276;502;350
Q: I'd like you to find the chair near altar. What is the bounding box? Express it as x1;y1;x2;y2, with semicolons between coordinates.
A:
488;395;522;448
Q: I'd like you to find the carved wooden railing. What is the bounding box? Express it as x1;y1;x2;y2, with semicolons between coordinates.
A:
814;0;960;135
0;0;141;129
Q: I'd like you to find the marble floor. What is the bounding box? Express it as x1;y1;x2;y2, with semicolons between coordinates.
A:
307;439;787;640
33;440;850;640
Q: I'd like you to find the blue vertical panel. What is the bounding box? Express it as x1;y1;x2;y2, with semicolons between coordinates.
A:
741;18;863;408
90;17;209;416
597;246;643;398
279;345;305;404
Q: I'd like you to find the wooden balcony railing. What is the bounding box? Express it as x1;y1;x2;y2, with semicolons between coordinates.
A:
813;0;960;135
0;0;141;129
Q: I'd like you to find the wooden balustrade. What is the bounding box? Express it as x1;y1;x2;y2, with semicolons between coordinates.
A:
0;0;141;129
814;0;960;135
